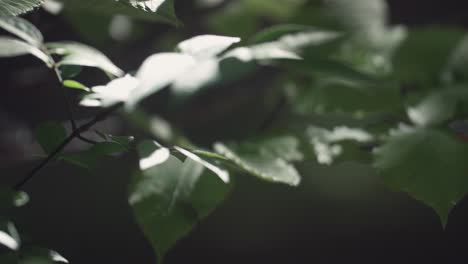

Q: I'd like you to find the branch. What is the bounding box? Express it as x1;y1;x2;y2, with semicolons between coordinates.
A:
14;103;123;190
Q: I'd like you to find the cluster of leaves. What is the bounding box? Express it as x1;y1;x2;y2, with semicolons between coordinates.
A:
2;0;468;262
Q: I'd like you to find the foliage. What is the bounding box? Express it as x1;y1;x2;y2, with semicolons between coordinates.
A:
1;0;468;263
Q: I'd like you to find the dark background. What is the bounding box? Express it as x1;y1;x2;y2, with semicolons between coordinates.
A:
2;1;468;263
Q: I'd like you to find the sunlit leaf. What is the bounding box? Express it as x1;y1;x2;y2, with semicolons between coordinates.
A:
0;37;52;66
59;0;179;25
177;35;240;59
214;138;301;186
46;42;124;76
0;16;43;46
0;0;43;16
80;74;139;107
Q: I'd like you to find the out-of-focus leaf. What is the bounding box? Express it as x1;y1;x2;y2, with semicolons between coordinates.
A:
0;221;20;251
393;27;464;85
129;154;231;262
174;146;230;183
35;121;67;154
374;128;468;226
57;65;82;79
0;0;44;16
307;126;374;164
46;42;124;76
214;137;301;186
177;35;240;59
59;0;179;25
61;142;128;169
138;140;170;170
444;34;468;82
407;86;468;127
81;75;139;107
0;16;43;46
0;188;29;209
0;37;52;66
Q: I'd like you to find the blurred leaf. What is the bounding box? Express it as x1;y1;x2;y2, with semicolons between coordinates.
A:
63;80;89;91
174;146;230;183
61;142;128;169
407;86;468;126
393;27;464;85
138;140;170;170
444;34;468;82
0;16;43;46
57;65;82;79
60;0;179;25
46;42;124;76
307;126;374;164
0;221;20;251
0;188;29;209
214;137;301;186
35;121;67;154
0;0;43;16
81;74;139;107
177;34;240;59
374;129;468;226
0;37;52;66
129;154;230;262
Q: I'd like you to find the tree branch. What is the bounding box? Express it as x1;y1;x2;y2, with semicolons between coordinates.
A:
14;103;123;190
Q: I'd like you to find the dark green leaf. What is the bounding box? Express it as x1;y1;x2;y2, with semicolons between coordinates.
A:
374;129;468;226
61;142;128;169
130;153;230;262
35;121;67;154
214;137;301;186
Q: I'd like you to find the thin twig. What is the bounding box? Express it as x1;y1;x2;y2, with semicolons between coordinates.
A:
14;103;123;190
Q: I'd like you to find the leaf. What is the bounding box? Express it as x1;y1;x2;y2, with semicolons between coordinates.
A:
0;37;52;66
444;34;468;82
213;137;301;186
61;142;128;169
174;146;230;183
80;74;139;107
46;42;124;76
0;221;20;251
407;86;468;127
63;80;89;91
0;188;29;209
177;35;240;59
59;0;179;25
35;121;67;154
0;16;43;46
0;0;44;16
374;129;468;226
128;52;196;107
129;154;231;262
307;126;374;165
138;140;170;170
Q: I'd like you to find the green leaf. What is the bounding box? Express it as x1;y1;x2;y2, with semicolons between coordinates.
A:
444;34;468;82
393;27;464;85
176;35;240;59
80;74;139;107
0;221;20;251
0;16;43;46
0;0;44;16
173;146;230;183
0;37;53;66
63;80;90;91
35;121;67;154
61;142;128;169
374;129;468;226
60;0;179;25
407;86;468;127
46;42;124;76
130;151;231;262
213;137;301;186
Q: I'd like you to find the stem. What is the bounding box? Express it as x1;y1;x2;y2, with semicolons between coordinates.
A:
14;103;123;190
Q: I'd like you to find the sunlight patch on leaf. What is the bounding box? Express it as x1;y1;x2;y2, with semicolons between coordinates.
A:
0;0;44;16
47;41;124;76
138;140;171;170
0;16;43;46
177;35;241;59
0;37;52;66
80;74;139;107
